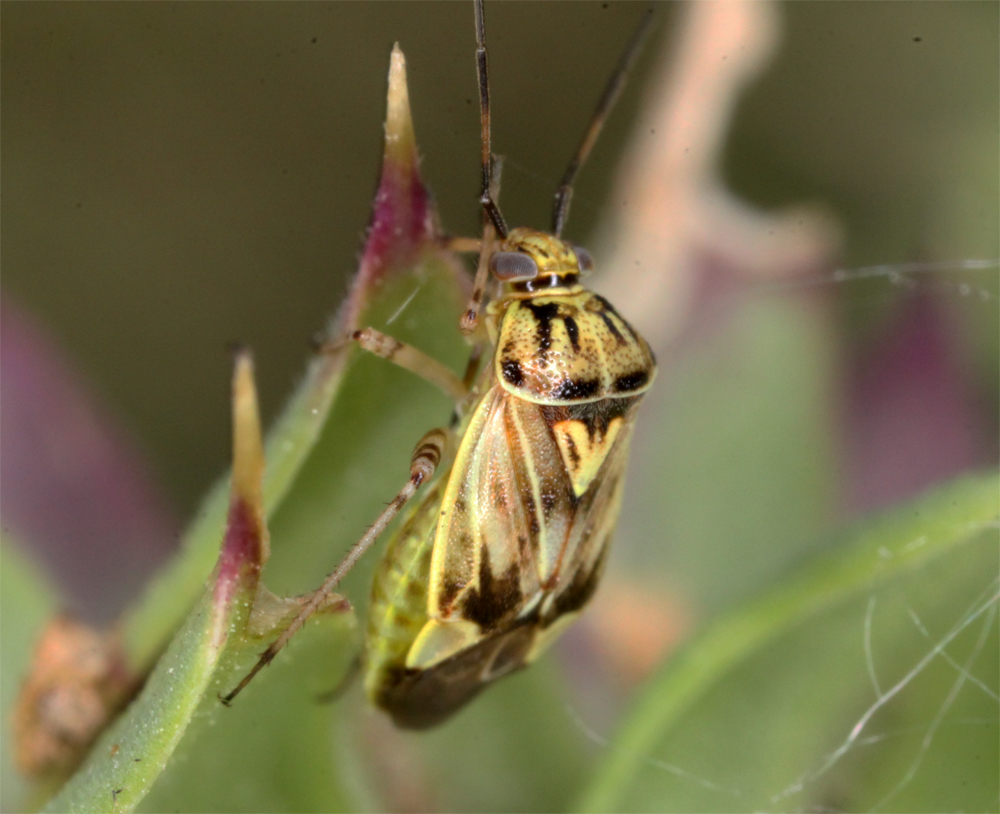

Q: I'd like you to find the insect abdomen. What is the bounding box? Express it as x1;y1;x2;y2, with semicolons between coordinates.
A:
363;480;442;709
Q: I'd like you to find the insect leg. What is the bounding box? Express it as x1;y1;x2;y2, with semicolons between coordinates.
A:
461;342;485;390
460;148;503;335
323;328;469;403
460;219;496;335
438;235;481;253
220;427;450;705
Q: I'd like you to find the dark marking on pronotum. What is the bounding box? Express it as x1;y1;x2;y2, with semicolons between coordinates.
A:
501;359;524;386
594;294;641;343
563;316;581;352
552;377;600;401
597;310;625;344
593;294;620;317
614;371;649;392
523;301;560;356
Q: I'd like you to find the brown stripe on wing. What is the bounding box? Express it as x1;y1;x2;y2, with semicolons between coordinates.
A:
431;386;542;620
459;548;524;630
507;397;576;589
539;407;635;625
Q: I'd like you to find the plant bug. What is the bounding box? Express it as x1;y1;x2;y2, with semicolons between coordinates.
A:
223;0;656;728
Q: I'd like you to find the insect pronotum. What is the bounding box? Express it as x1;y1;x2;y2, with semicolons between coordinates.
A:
223;0;656;728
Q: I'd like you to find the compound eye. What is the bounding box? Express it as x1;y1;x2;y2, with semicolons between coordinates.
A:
572;246;594;273
490;251;539;281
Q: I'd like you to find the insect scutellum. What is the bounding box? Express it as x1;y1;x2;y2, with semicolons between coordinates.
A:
222;0;656;728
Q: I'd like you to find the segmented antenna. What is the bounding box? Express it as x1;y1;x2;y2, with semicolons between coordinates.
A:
475;0;508;240
551;8;655;238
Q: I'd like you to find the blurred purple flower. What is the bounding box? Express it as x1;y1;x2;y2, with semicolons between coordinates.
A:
1;298;178;622
844;292;995;515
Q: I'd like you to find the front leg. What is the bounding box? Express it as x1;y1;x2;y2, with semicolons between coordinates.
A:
323;327;469;404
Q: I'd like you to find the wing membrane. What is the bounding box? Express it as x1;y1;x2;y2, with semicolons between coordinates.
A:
430;384;637;631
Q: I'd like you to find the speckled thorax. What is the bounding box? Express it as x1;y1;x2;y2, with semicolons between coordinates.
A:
489;286;655;406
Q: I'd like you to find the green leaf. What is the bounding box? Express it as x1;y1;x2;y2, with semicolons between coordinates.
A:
133;603;355;813
43;587;246;813
360;658;591;813
577;471;1000;813
34;45;476;814
43;353;275;813
615;283;839;612
10;8;997;813
117;44;468;674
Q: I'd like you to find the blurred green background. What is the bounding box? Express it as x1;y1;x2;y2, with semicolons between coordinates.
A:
2;3;997;811
3;2;663;522
4;1;994;527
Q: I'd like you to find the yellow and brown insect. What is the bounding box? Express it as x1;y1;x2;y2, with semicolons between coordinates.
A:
223;0;655;728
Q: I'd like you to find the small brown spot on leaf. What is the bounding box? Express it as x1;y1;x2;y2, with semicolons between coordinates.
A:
14;616;138;777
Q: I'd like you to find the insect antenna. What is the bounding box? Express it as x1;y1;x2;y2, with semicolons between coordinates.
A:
461;0;506;335
551;7;655;238
474;0;508;240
